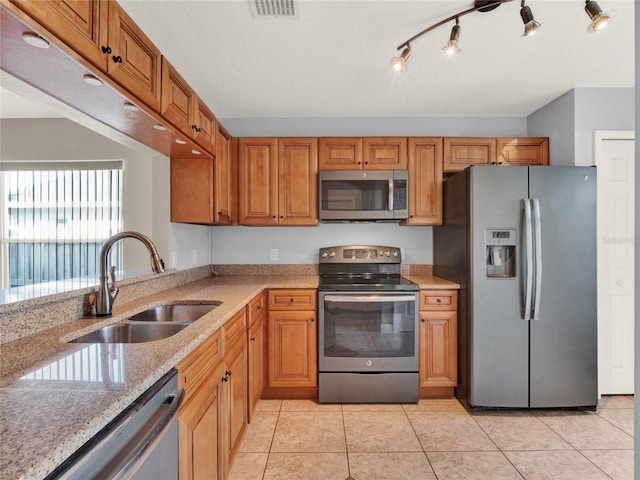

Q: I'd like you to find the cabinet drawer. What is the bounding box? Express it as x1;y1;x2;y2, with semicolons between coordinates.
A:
224;308;247;350
268;289;317;310
248;291;266;326
177;329;223;396
420;290;458;311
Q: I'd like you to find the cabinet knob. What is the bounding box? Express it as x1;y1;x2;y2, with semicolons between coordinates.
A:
310;318;315;322
437;298;442;303
192;124;197;130
222;376;228;382
421;318;426;322
250;336;256;341
226;370;233;376
101;45;112;54
112;55;123;63
289;298;294;303
357;161;362;165
218;210;223;215
256;305;262;310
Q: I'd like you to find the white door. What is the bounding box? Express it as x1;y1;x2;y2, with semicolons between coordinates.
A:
595;131;635;395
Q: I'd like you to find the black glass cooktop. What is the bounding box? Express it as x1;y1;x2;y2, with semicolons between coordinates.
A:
318;274;419;291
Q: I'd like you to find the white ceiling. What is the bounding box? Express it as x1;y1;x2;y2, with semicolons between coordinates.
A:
0;1;634;120
116;0;635;119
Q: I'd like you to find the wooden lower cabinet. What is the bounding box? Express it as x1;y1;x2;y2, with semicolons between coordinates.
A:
419;289;458;398
177;329;224;480
265;289;317;398
247;292;266;422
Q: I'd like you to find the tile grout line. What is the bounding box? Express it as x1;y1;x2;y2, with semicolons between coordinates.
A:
402;402;441;479
261;400;282;480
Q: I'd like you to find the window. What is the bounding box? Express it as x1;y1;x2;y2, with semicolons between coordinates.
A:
0;161;123;289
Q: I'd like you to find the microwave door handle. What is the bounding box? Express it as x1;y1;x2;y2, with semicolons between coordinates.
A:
388;179;394;211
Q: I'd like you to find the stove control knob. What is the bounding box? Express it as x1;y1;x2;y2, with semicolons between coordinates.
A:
321;251;328;258
329;250;335;257
365;360;373;367
392;250;399;258
385;250;391;257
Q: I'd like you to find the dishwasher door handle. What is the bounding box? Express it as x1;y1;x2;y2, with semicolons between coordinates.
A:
114;388;184;480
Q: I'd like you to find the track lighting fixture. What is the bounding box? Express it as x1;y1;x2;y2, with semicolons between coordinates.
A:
585;0;612;32
520;0;541;37
442;17;462;55
390;0;614;73
390;45;411;72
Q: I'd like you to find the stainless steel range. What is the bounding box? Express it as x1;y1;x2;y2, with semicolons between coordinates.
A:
318;245;419;403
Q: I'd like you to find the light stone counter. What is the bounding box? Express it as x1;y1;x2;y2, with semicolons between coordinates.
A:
405;275;460;289
0;274;317;480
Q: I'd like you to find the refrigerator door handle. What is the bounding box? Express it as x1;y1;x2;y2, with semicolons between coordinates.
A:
532;198;543;321
522;198;534;321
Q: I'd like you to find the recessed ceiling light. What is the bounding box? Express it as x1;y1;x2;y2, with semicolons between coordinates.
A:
82;74;103;86
22;32;49;49
175;138;187;145
192;149;202;155
153;124;167;131
123;102;139;112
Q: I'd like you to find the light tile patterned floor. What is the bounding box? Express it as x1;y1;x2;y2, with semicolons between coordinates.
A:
228;396;634;480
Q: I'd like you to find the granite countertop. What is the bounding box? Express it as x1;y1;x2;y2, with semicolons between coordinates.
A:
0;275;317;480
0;272;456;480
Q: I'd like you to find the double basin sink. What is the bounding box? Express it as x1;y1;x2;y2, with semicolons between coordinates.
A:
70;301;222;344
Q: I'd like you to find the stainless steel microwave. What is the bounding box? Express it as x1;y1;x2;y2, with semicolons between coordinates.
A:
319;170;409;221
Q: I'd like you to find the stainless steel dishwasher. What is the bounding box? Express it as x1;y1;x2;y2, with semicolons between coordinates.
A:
45;369;183;480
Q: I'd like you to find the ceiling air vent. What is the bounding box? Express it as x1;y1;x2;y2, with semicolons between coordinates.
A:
250;0;299;18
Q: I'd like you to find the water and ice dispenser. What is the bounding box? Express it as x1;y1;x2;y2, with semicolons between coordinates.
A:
485;229;516;278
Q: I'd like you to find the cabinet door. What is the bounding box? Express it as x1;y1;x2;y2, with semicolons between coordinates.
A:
419;311;457;388
170;157;214;224
225;340;248;459
214;124;233;224
443;137;496;172
178;362;225;480
238;138;279;225
363;137;408;170
404;137;443;226
497;137;549;166
318;137;363;170
268;310;317;388
278;138;318;226
161;56;196;138
107;1;161;111
194;99;216;154
9;0;108;70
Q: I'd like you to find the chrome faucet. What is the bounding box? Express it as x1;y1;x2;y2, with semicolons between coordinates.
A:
95;231;165;316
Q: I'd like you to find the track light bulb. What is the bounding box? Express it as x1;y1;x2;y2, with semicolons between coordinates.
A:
520;2;541;36
390;45;411;72
442;19;462;55
585;0;612;32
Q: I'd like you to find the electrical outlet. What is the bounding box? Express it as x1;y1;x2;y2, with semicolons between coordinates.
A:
192;250;198;265
269;248;278;262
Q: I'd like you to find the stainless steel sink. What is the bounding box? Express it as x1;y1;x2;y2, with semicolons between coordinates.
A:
70;301;222;343
127;302;222;323
70;323;189;343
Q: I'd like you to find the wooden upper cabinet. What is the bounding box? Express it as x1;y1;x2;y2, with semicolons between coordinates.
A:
363;137;408;170
161;56;195;137
170;157;214;224
497;137;549;166
214;124;233;224
278;138;318;226
403;137;443;226
443;137;496;172
107;1;162;111
319;137;406;170
9;0;109;70
239;138;318;226
238;138;279;226
194;99;216;153
318;137;363;170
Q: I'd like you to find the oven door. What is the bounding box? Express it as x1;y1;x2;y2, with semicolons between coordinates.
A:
319;291;418;372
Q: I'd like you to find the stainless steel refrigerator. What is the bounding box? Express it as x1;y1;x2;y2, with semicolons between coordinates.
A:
434;166;597;409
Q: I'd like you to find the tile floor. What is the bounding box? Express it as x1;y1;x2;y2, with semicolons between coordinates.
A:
228;395;634;480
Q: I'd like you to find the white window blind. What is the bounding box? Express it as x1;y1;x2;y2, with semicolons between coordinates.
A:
0;161;123;289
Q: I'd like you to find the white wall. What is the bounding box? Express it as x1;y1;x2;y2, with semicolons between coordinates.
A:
210;224;433;264
527;88;635;166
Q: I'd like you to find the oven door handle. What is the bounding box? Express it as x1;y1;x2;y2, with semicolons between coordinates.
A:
324;294;417;303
